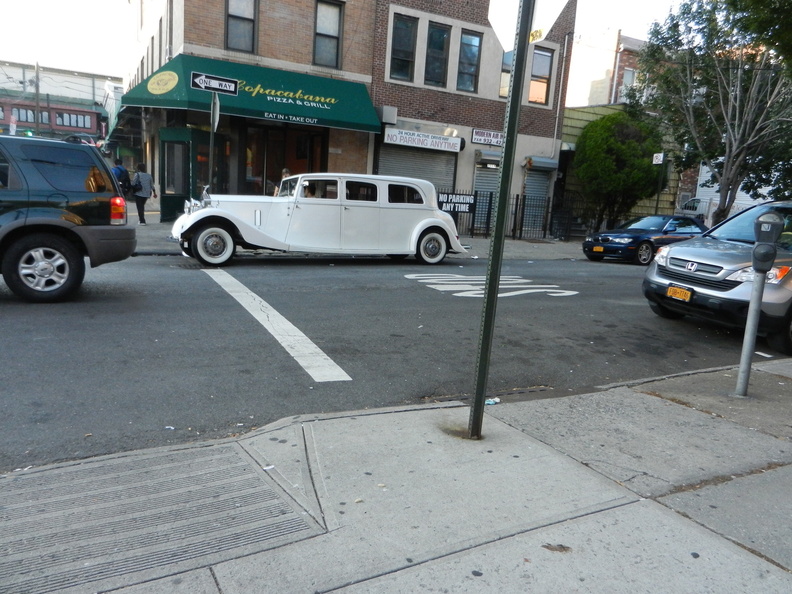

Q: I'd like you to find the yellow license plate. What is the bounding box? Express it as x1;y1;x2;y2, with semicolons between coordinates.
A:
667;286;692;302
593;246;604;252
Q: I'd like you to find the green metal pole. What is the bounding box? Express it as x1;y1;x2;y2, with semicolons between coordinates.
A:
469;0;535;439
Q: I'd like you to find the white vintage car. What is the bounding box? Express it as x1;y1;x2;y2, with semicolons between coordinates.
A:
171;173;467;266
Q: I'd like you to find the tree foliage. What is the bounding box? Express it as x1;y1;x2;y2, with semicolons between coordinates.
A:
726;0;792;63
573;110;663;230
637;0;792;225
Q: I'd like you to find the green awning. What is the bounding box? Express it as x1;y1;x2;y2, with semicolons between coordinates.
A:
121;54;381;133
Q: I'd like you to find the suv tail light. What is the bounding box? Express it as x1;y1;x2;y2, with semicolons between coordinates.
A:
110;196;127;225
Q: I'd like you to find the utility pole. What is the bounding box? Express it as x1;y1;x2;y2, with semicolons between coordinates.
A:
35;63;41;135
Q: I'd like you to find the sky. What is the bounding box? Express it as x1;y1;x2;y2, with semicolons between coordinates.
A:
0;0;134;76
1;0;681;77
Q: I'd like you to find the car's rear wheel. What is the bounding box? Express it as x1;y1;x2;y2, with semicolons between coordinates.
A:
766;311;792;355
585;254;605;261
1;233;85;303
634;241;654;265
415;229;448;264
190;225;236;266
649;301;685;319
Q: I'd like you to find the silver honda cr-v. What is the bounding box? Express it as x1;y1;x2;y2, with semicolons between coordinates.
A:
643;201;792;354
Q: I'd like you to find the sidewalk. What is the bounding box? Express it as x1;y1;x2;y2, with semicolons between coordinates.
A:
3;210;791;592
2;361;791;593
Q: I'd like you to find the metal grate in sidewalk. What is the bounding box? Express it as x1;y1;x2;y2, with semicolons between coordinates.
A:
0;443;322;594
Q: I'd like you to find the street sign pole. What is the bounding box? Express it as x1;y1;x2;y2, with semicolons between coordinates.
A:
469;0;535;439
208;92;220;193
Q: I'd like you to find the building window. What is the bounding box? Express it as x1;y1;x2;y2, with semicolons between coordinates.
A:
314;1;342;68
227;0;256;53
55;112;92;129
457;30;482;93
617;68;636;103
500;50;513;98
390;14;418;81
12;108;35;123
39;111;50;124
529;47;553;105
424;22;451;87
0;106;4;120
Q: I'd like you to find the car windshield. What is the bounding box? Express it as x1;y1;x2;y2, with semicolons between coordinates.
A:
707;203;792;251
621;216;668;231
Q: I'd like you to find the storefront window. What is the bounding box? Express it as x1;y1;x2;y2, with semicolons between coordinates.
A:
163;141;189;195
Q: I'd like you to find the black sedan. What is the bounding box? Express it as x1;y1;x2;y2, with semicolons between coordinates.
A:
582;215;708;265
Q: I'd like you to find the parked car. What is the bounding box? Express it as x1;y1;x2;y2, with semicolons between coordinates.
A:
582;215;708;265
0;135;136;302
171;173;467;266
643;201;792;354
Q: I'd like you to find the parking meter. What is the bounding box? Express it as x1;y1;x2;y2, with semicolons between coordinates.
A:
735;210;786;396
752;212;785;273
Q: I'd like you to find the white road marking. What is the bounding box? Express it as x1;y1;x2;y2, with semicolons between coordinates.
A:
405;273;578;297
203;269;351;382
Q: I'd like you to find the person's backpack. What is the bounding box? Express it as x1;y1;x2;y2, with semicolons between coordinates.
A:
113;165;132;193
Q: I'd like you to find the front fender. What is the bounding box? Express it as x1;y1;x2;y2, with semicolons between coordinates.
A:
171;208;289;251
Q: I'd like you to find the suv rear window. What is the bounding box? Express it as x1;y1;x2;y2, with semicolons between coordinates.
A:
0;151;22;190
21;145;111;193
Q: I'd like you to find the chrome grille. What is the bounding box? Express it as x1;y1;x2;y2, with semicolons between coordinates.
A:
658;265;742;291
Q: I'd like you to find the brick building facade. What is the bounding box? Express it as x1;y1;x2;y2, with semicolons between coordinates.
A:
112;0;576;223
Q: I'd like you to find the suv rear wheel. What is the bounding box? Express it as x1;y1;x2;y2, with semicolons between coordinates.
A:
2;234;85;303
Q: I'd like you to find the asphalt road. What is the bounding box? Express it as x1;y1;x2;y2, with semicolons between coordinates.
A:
0;253;771;471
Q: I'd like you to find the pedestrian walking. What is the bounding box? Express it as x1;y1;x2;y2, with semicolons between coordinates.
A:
111;159;131;196
131;163;157;226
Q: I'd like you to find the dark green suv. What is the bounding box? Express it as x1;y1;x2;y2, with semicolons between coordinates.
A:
0;136;136;302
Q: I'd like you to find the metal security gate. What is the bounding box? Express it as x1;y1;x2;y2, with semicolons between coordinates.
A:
378;145;456;189
514;170;550;239
472;164;500;235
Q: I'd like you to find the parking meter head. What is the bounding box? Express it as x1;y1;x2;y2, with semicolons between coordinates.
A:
753;212;784;273
754;212;785;244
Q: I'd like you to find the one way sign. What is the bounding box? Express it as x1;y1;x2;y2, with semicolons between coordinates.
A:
190;72;239;96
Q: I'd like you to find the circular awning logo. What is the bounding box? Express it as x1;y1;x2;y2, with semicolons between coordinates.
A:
147;71;179;95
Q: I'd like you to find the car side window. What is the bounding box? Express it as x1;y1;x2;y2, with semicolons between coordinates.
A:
21;145;111;193
346;181;377;202
669;217;701;233
0;151;22;190
388;184;424;204
301;180;338;199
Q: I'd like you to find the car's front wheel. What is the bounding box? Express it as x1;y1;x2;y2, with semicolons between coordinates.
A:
634;241;655;265
415;229;448;264
1;233;85;302
190;225;236;266
766;311;792;355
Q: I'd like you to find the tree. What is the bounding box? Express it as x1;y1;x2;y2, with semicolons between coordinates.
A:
726;0;792;62
573;110;664;230
638;0;792;225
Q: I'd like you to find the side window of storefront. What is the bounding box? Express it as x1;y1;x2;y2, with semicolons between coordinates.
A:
390;14;418;81
424;22;450;87
529;47;554;105
227;0;257;53
314;1;343;68
457;30;482;93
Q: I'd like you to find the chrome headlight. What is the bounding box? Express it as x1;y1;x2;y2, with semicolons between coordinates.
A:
654;246;669;266
727;265;792;285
